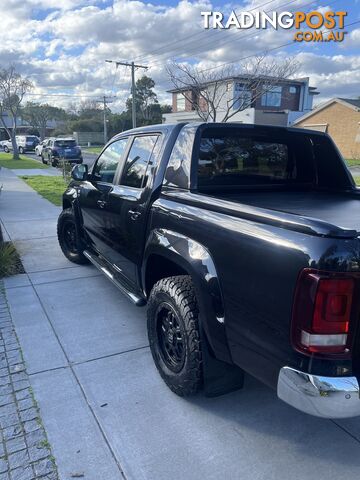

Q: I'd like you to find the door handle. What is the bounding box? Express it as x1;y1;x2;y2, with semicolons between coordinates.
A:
97;200;107;209
128;209;141;220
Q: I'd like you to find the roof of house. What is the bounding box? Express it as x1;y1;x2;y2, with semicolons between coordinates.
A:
168;75;316;93
338;98;360;108
293;98;360;125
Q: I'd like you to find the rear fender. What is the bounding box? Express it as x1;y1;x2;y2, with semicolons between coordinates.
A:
143;228;231;364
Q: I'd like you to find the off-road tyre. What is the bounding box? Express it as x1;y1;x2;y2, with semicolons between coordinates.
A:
147;275;203;396
57;208;89;265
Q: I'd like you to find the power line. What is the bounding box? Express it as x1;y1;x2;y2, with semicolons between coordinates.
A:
197;18;360;74
25;92;116;98
133;0;280;62
147;0;337;69
145;0;300;64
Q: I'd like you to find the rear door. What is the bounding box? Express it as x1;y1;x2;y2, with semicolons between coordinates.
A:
79;137;129;258
101;133;160;285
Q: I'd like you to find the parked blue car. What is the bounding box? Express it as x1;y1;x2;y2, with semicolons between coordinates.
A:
41;137;83;167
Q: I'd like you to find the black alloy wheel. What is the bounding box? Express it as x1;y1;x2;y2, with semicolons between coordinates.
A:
147;275;203;396
57;208;89;265
62;220;77;255
156;303;185;373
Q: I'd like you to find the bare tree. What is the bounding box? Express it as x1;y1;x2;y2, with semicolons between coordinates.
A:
166;56;299;123
0;66;33;159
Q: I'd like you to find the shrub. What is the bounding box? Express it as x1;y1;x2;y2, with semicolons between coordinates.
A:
0;242;24;278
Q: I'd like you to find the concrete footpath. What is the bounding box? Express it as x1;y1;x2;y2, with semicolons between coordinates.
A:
2;167;360;480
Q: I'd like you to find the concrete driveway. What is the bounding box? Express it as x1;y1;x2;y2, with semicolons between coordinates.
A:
2;167;360;480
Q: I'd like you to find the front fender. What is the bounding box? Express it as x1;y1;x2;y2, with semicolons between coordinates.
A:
62;186;86;241
143;228;232;363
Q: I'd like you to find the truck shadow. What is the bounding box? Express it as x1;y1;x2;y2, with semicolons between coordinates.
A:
186;373;360;467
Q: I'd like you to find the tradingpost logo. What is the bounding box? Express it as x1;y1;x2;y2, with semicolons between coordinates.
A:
201;10;348;42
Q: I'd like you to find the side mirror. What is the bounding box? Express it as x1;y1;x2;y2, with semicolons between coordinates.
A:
71;164;88;181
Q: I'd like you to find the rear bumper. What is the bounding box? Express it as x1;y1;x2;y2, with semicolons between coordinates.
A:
277;366;360;418
66;158;83;163
53;156;82;163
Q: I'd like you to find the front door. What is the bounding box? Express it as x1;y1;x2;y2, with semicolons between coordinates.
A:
102;134;160;285
79;137;129;258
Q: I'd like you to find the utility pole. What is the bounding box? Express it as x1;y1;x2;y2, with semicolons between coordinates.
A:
131;62;136;129
103;95;107;145
106;59;148;128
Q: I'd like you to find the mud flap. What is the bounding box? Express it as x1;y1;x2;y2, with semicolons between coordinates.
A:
201;328;244;397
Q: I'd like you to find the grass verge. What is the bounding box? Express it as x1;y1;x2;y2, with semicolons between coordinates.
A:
353;176;360;186
345;159;360;168
0;242;25;278
84;146;103;155
0;152;48;169
21;175;68;206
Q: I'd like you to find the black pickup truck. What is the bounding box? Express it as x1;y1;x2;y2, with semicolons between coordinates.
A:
57;122;360;419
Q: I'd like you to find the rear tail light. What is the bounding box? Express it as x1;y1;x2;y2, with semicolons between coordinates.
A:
292;269;355;356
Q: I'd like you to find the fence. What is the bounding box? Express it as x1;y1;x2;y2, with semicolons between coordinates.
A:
73;131;103;146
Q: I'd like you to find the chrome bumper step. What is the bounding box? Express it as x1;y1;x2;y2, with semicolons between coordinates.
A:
277;366;360;419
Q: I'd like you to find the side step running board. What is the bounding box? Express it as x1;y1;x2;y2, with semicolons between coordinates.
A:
83;250;145;306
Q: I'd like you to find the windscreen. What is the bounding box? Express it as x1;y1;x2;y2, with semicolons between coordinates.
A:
197;128;316;188
55;140;76;147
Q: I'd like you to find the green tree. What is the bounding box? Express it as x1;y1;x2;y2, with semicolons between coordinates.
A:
77;99;103;120
125;75;164;126
22;102;67;140
69;118;103;132
161;104;172;114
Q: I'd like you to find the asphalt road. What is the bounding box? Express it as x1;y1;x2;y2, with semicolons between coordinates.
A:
26;150;98;167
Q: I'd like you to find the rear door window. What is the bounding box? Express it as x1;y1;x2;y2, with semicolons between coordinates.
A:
120;135;158;188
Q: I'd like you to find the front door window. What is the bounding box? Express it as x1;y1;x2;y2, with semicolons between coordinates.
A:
93;138;128;183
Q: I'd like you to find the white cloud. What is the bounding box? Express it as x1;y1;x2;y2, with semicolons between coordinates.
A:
0;0;358;112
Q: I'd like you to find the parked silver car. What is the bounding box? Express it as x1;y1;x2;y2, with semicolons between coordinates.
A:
35;138;52;156
3;135;39;154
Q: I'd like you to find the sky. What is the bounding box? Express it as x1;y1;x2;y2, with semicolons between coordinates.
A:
1;0;359;112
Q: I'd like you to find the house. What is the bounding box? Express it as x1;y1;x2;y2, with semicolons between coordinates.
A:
0;111;58;141
163;76;319;127
293;98;360;159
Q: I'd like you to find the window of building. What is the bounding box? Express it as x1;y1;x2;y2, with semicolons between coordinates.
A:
289;86;298;94
176;94;186;112
261;86;282;107
121;135;158;188
233;83;252;110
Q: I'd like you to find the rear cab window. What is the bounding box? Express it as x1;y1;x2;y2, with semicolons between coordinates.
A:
196;127;316;189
